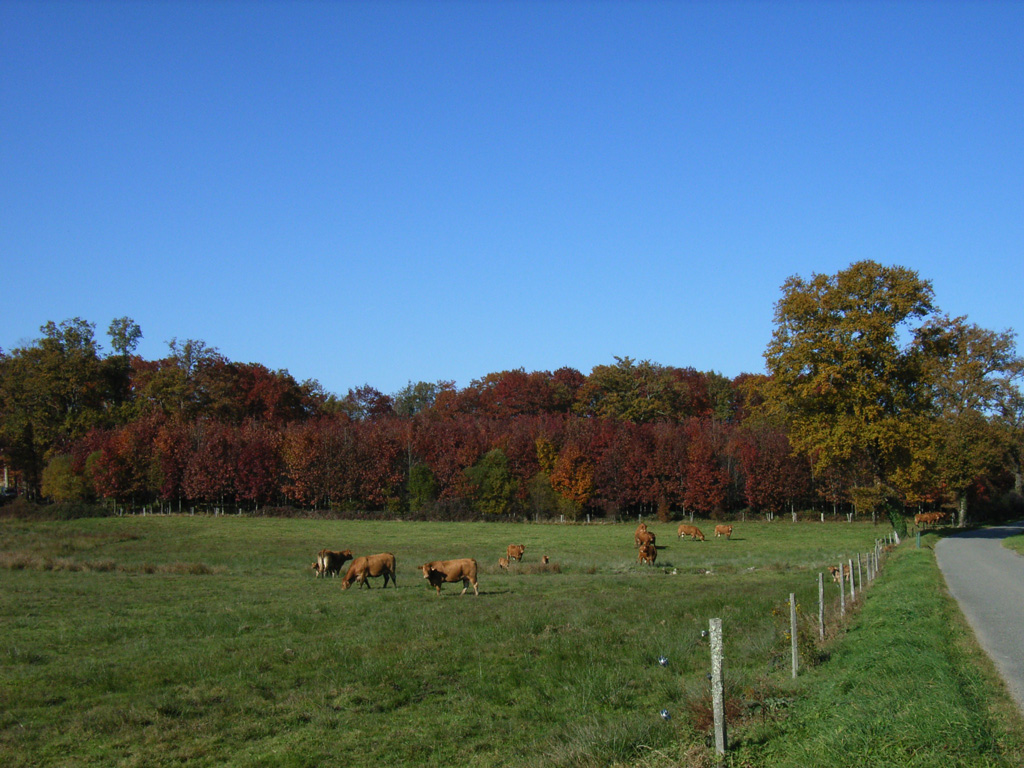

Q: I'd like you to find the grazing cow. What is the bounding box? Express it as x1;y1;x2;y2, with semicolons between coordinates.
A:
314;548;353;578
507;544;525;562
421;559;479;596
634;522;648;547
677;524;705;541
636;530;656;548
827;564;850;584
341;553;396;590
498;557;510;570
638;542;657;564
541;555;550;565
714;525;733;539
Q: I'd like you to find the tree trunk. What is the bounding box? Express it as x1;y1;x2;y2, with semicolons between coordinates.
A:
957;494;968;528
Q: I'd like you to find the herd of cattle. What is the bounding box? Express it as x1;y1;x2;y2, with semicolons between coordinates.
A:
633;521;734;565
313;526;740;594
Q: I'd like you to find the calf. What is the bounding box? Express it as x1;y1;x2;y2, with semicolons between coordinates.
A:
714;525;733;539
827;564;850;584
497;557;510;570
677;524;705;541
507;544;525;562
340;553;396;590
541;555;550;565
638;542;657;565
421;558;479;596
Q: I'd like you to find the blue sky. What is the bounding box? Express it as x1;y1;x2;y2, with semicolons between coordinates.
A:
3;1;1022;397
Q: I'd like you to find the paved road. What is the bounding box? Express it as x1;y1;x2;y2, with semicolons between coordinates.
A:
935;520;1024;715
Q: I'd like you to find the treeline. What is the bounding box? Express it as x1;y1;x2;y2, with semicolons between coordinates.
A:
2;262;1023;524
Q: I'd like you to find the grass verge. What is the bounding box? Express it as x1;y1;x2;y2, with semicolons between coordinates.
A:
723;541;1024;768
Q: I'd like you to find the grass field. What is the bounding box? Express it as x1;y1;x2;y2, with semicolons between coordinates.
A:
2;516;1022;767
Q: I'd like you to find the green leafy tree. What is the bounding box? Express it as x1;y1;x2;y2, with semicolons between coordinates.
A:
0;318;112;495
407;462;438;512
464;448;519;516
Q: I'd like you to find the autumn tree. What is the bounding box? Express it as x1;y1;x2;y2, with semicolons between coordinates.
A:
682;419;729;516
549;442;594;519
918;316;1023;524
763;261;937;514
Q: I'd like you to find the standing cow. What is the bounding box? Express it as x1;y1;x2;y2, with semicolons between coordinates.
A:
638;542;657;564
714;525;733;539
313;548;353;577
506;544;525;562
421;558;479;596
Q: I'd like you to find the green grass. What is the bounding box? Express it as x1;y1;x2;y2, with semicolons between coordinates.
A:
1002;533;1024;557
1;517;1021;767
726;532;1024;768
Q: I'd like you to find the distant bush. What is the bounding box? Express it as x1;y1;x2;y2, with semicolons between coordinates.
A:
0;498;112;521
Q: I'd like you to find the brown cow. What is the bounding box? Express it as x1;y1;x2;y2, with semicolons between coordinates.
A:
677;524;705;541
541;555;550;565
314;548;353;578
507;544;525;562
827;564;850;584
638;542;657;564
634;522;648;547
636;530;656;548
497;557;510;570
714;525;733;539
915;512;948;527
340;553;396;590
421;559;479;596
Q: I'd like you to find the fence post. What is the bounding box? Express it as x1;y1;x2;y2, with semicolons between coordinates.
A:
848;558;855;602
818;572;824;641
857;553;863;594
839;563;846;617
790;593;799;679
709;618;727;756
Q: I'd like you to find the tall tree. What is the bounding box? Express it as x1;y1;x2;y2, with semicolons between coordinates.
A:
918;316;1023;524
763;261;936;500
0;319;112;495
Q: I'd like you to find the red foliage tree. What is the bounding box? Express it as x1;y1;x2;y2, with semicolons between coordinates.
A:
738;427;811;515
682;419;729;515
183;421;236;504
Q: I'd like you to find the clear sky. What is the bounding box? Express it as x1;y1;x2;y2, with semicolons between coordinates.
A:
2;1;1022;397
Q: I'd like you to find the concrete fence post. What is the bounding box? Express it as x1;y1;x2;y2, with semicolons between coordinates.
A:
848;558;855;602
709;618;727;756
857;554;863;594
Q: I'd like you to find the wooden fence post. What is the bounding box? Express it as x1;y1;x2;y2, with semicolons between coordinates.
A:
848;558;855;602
856;554;863;594
790;593;799;679
839;563;846;617
709;618;727;756
818;572;824;641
